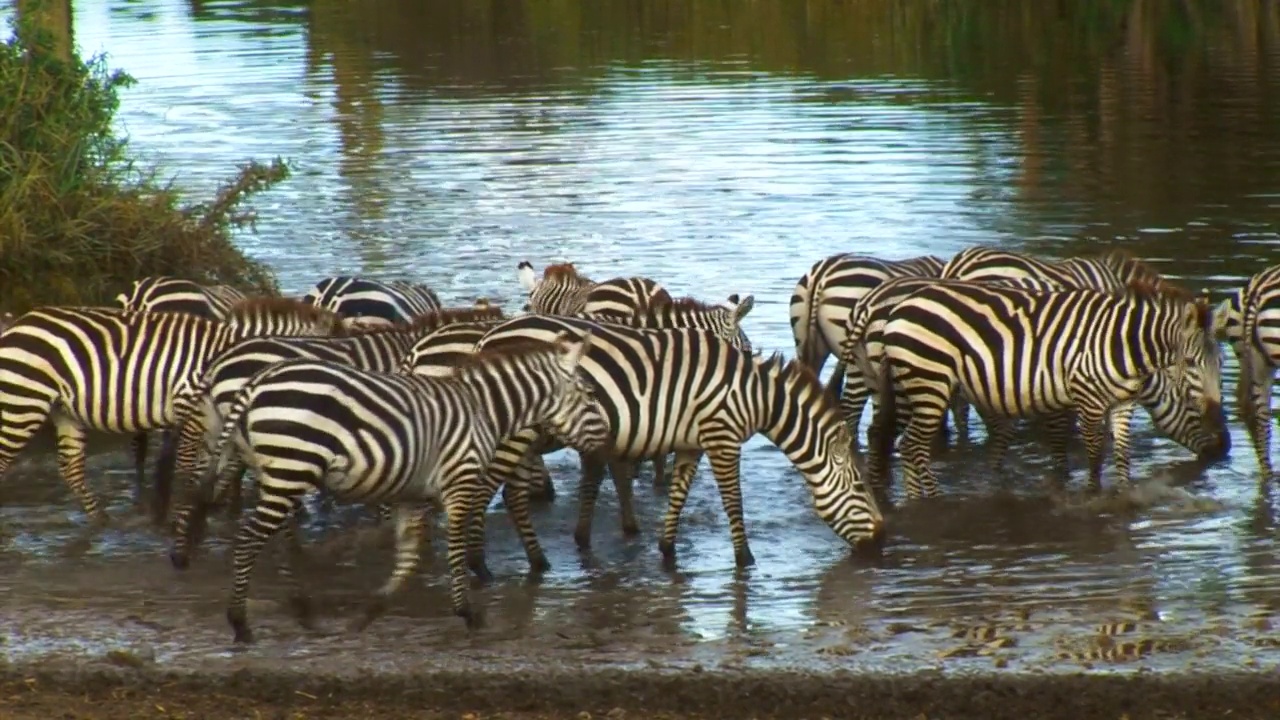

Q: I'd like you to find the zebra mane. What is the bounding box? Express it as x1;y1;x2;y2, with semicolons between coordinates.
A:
543;263;590;283
644;295;726;315
455;338;561;372
223;297;342;326
1122;278;1212;328
352;305;507;336
1100;249;1164;284
761;351;845;424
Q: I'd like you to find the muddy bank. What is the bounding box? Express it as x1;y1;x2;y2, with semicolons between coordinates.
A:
3;660;1280;720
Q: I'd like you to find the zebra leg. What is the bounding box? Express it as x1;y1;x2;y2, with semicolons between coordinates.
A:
985;416;1017;472
573;452;611;549
950;396;971;444
1108;402;1138;488
1246;367;1276;477
501;478;551;574
607;456;640;537
1075;404;1111;492
899;401;946;500
657;449;706;569
351;503;428;632
52;415;107;527
130;432;148;508
226;486;308;644
446;484;482;628
652;453;669;488
839;365;869;444
705;443;755;568
164;417;209;528
1043;412;1077;484
151;430;178;525
274;514;316;632
520;453;555;503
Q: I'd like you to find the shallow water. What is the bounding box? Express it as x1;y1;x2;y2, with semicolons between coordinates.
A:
3;0;1280;674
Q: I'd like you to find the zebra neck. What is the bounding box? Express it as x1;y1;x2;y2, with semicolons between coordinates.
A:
453;369;556;438
753;374;826;474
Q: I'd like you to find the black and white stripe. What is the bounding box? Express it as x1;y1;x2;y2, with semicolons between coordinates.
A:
868;281;1223;499
0;299;345;524
1231;264;1280;477
302;276;441;323
939;246;1166;290
170;334;611;641
788;253;944;396
517;261;670;317
463;316;886;584
163;305;508;523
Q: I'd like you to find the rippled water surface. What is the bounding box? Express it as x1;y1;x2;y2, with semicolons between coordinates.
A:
3;0;1280;673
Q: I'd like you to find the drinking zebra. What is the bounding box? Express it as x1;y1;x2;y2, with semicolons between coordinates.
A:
115;276;252;508
0;298;345;526
162;304;508;524
869;280;1222;499
171;333;611;640
788;253;944;398
302;276;441;323
1230;264;1280;477
465;316;886;582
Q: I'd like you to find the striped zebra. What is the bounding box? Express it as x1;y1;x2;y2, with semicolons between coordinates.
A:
115;276;252;507
517;261;671;317
1230;264;1280;477
302;276;441;323
464;316;886;583
836;275;1064;441
170;334;611;640
0;298;346;525
936;247;1170;439
161;305;508;524
789;253;944;398
868;280;1222;499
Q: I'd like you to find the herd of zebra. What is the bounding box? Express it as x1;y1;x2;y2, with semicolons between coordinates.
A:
0;247;1277;644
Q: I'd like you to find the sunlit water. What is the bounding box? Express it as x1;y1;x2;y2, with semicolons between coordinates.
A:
2;0;1280;673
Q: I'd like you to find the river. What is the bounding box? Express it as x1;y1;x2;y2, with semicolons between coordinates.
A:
1;0;1279;687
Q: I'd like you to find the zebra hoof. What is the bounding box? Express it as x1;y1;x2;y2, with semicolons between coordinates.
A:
169;549;190;571
349;598;387;633
658;538;677;566
572;527;592;550
528;552;550;574
456;603;484;630
734;547;756;568
467;556;494;584
228;608;253;644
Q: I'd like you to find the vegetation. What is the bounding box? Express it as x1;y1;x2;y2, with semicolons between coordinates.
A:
0;11;284;314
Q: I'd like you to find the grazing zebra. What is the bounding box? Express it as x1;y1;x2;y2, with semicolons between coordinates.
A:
170;334;611;640
789;253;944;399
465;316;886;582
936;247;1171;439
115;276;252;508
1230;264;1280;477
869;280;1221;499
836;275;1064;441
162;305;508;524
0;298;345;525
517;261;672;317
302;276;441;323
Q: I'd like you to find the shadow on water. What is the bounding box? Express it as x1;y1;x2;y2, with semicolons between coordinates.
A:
1;0;1279;675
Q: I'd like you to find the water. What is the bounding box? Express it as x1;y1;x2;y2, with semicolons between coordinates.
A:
2;0;1280;675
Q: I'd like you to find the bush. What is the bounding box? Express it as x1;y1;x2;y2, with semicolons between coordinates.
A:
0;11;284;313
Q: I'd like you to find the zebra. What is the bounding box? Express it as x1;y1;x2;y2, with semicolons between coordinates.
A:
936;247;1171;440
835;275;1065;442
788;253;945;399
170;333;611;640
1230;264;1280;477
301;276;441;323
161;304;508;524
463;316;886;583
115;276;252;508
517;261;671;317
0;298;346;526
868;280;1222;499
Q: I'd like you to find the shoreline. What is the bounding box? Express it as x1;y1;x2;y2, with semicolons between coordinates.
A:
3;659;1278;720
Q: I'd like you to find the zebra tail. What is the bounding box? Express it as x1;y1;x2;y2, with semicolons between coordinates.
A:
871;360;897;479
790;272;821;370
203;385;252;507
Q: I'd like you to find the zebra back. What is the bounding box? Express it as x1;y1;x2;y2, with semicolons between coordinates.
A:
594;294;756;351
940;247;1164;292
116;276;245;320
579;277;672;318
301;276;442;323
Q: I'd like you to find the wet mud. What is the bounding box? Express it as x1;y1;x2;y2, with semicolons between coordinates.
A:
3;431;1280;719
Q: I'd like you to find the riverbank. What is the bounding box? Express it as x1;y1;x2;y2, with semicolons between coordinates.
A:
3;658;1279;720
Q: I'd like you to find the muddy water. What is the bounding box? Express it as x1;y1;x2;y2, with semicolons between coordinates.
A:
4;0;1280;682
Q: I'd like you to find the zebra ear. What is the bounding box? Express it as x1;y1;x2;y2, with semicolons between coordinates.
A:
731;294;755;320
115;292;129;308
553;330;592;372
517;262;538;292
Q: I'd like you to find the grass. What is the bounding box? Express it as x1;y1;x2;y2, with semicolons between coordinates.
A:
0;11;284;314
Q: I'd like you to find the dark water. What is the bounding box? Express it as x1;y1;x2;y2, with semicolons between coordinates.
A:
2;0;1280;673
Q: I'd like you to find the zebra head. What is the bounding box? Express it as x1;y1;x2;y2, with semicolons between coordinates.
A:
722;294;756;351
1140;364;1231;461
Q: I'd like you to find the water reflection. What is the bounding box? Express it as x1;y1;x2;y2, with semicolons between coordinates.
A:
0;0;1278;671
